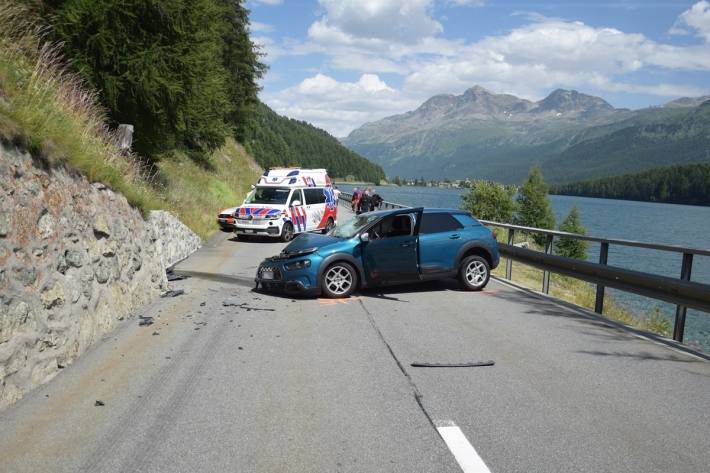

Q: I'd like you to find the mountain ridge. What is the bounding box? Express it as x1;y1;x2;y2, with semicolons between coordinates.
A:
342;86;710;184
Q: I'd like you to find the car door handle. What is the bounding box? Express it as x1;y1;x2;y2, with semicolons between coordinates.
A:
401;241;415;248
449;234;461;239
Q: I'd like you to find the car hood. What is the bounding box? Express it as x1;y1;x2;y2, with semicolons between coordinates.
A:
235;205;283;217
282;232;341;256
219;206;238;216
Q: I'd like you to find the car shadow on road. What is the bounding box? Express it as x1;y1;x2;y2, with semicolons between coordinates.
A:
227;236;284;244
485;284;710;362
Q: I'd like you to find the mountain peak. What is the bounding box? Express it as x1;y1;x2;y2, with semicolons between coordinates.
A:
463;85;492;97
536;89;613;114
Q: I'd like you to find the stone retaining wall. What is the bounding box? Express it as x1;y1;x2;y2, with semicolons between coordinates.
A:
0;143;201;409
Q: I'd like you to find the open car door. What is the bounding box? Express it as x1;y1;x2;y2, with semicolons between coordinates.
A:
361;208;423;285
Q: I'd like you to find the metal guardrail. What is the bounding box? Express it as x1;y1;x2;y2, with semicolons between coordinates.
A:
338;192;710;344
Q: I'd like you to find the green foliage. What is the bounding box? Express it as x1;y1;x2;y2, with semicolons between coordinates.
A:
515;166;555;245
551;163;710;206
217;0;267;141
242;102;385;183
43;0;265;162
555;207;588;259
461;180;516;222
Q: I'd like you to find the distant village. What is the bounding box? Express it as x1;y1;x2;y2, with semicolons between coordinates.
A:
389;177;473;188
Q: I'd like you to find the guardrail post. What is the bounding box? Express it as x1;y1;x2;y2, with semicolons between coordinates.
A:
672;253;694;342
505;229;515;280
542;234;553;294
594;242;609;314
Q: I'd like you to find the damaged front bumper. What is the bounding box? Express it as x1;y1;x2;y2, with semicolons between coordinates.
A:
255;257;320;296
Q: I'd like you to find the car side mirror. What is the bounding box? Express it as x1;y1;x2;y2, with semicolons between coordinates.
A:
360;233;370;243
291;200;301;207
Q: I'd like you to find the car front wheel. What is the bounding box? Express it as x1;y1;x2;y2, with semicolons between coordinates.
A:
280;222;294;242
459;255;490;291
321;262;357;298
322;217;335;234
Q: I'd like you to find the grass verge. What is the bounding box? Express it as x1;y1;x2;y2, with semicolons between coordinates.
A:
492;230;673;338
0;3;260;240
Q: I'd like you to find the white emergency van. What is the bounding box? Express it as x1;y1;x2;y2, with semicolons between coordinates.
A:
231;168;338;241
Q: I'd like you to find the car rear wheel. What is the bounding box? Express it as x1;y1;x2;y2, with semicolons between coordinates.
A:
322;217;335;234
280;222;294;242
459;255;490;291
321;262;357;298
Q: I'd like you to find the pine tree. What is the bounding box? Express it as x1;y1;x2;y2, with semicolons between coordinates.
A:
516;166;556;245
461;180;516;222
555;207;588;259
217;0;267;141
51;0;233;160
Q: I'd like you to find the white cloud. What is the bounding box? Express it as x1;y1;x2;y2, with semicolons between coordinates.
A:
670;1;710;41
263;74;421;136
251;21;274;33
447;0;485;6
252;0;283;5
312;0;442;43
402;17;710;101
264;7;710;135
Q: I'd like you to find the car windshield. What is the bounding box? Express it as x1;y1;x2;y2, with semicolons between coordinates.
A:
246;187;290;205
330;214;381;239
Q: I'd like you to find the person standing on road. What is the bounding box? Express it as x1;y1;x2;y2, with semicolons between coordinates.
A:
333;186;341;202
351;187;360;212
358;188;373;214
370;189;383;211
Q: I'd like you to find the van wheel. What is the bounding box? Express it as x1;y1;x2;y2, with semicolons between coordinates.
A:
322;218;335;234
459;255;490;291
280;222;294;242
321;262;357;298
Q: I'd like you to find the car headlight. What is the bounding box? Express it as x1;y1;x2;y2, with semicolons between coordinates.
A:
265;214;280;219
284;259;311;271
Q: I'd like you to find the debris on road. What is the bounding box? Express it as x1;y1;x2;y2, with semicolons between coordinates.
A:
200;301;206;306
138;316;154;327
95;400;105;406
152;331;160;336
222;299;275;312
410;361;495;368
161;289;185;298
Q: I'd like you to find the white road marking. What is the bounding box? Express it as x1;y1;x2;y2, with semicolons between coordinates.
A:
437;422;492;473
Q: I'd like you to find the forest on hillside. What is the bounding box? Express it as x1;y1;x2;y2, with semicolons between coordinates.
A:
551;164;710;206
22;0;382;181
242;103;384;183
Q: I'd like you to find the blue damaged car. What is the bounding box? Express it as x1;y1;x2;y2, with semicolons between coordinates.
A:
255;207;499;298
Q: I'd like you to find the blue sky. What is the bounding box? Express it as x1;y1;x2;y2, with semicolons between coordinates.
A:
248;0;710;136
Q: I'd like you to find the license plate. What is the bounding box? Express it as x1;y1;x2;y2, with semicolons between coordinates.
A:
261;270;274;280
247;229;255;233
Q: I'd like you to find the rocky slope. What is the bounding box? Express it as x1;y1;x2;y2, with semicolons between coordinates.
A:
343;86;710;184
0;143;201;409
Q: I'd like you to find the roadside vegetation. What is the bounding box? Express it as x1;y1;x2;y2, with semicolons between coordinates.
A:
0;1;259;239
1;1;377;240
461;166;673;338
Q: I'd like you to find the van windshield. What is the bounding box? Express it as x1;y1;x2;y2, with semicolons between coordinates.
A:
330;214;381;239
246;187;290;205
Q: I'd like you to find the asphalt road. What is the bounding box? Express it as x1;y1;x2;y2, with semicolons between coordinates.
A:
1;205;709;473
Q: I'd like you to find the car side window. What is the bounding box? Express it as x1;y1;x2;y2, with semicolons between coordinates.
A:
288;189;303;206
369;214;413;239
419;213;463;234
303;188;325;205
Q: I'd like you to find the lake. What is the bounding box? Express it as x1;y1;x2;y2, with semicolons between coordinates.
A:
337;184;710;352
